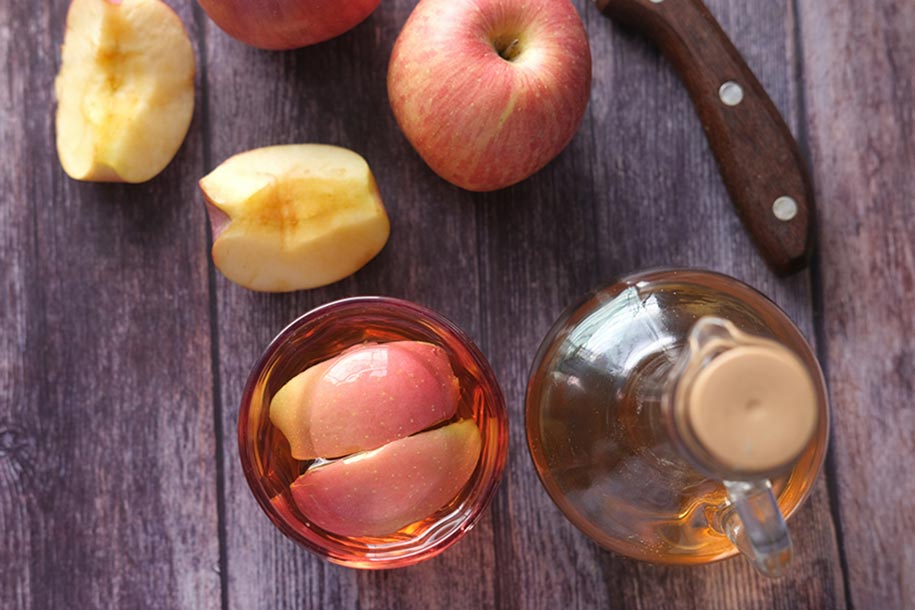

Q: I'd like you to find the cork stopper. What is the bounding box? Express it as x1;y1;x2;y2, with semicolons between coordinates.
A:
683;343;817;475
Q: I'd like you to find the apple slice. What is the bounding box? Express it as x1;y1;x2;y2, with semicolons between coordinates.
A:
199;145;390;292
291;420;482;537
55;0;195;183
270;341;461;460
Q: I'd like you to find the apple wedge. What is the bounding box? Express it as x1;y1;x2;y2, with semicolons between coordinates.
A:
199;145;390;292
291;420;482;537
55;0;195;183
270;341;461;460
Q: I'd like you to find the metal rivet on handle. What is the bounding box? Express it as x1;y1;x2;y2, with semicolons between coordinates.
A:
772;196;799;221
719;81;744;106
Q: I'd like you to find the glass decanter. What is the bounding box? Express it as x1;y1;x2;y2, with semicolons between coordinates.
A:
526;269;829;576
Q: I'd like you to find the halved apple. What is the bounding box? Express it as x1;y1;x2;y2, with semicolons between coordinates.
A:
55;0;195;183
291;420;482;537
199;144;390;292
270;341;461;460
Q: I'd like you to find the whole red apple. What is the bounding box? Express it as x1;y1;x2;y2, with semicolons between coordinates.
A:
387;0;591;192
197;0;381;50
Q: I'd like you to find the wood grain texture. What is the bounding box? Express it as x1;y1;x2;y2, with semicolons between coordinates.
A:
0;1;221;609
8;0;913;606
797;0;915;608
202;3;490;609
202;0;844;609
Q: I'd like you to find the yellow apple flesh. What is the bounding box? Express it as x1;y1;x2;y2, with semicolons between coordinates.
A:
55;0;195;183
199;145;390;292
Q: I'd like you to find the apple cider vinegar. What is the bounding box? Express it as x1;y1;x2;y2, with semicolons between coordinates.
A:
239;298;508;568
526;270;829;569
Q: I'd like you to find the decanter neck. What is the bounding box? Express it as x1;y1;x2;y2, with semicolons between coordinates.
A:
662;316;819;481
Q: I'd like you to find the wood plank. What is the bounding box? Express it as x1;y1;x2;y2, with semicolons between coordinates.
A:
202;4;491;609
0;1;221;609
471;0;844;608
797;0;915;608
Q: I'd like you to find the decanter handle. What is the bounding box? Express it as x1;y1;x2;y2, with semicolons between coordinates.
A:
720;479;792;577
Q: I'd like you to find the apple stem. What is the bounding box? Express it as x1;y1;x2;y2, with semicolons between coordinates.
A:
497;38;522;61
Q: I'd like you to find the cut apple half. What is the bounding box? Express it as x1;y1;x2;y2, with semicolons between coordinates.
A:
290;420;482;537
55;0;195;183
199;144;390;292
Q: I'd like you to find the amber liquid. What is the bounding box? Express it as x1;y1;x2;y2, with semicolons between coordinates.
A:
240;300;507;566
526;270;828;565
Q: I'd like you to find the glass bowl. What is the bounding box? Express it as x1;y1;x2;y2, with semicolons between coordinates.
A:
238;296;508;569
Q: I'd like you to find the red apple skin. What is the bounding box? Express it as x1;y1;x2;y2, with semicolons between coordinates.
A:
197;0;381;50
387;0;591;192
291;420;482;537
270;341;461;459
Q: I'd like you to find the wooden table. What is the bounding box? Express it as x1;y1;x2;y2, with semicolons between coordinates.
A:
2;0;912;608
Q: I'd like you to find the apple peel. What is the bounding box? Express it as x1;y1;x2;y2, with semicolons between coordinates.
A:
196;0;382;50
270;341;461;460
290;420;482;537
387;0;592;191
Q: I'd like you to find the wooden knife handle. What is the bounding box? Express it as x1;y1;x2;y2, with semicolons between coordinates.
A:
596;0;815;275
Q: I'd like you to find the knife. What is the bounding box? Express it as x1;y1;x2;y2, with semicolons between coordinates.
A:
593;0;815;275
